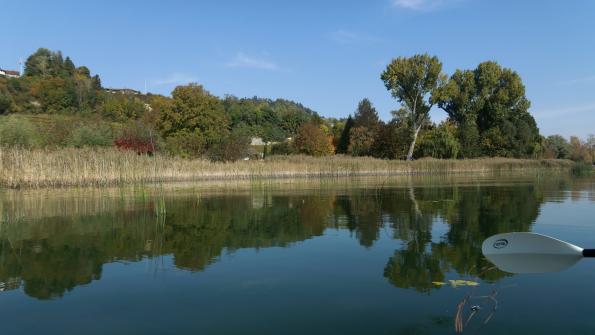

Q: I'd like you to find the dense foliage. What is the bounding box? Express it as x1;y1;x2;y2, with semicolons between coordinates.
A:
434;61;540;158
0;48;592;165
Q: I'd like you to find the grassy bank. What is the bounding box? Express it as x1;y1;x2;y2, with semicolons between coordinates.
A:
0;146;575;189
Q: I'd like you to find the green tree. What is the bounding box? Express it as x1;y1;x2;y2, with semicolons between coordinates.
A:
543;135;570;159
24;48;66;77
164;129;206;158
370;121;406;159
435;61;539;158
414;122;460;159
64;57;76;75
0;92;11;114
353;98;380;129
336;116;354;154
160;84;229;146
433;69;480;157
208;132;251;162
381;54;446;160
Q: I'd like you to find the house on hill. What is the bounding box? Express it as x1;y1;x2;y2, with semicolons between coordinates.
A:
104;88;141;95
0;69;20;78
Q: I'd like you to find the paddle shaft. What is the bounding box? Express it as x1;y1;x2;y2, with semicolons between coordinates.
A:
583;249;595;257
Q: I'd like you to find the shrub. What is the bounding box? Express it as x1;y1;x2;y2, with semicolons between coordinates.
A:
0;92;11;114
115;121;158;155
164;129;205;158
0;116;39;147
414;122;460;159
208;134;251;162
270;141;294;155
68;124;113;147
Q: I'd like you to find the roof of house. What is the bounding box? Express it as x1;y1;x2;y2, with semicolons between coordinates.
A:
104;88;141;95
0;69;20;76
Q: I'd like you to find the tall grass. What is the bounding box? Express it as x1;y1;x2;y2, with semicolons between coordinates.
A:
0;146;575;189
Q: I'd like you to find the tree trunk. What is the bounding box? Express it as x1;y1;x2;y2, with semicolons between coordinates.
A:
406;125;422;161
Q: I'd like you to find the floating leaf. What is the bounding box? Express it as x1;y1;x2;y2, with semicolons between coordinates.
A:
432;281;447;286
449;280;479;287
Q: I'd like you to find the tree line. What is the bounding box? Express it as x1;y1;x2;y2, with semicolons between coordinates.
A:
0;48;593;164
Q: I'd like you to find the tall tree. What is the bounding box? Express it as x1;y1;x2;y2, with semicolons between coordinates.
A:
159;83;229;146
544;135;570;159
433;69;480;157
293;122;333;156
435;61;539;158
336;116;354;154
381;54;446;160
25;48;64;77
353;98;380;129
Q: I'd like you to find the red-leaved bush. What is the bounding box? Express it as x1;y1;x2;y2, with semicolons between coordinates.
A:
114;122;157;155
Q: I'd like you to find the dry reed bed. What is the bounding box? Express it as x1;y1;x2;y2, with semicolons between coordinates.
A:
0;147;574;188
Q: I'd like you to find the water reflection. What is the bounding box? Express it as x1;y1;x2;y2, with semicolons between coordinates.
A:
0;176;593;300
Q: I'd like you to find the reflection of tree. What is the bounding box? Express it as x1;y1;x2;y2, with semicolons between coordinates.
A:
0;194;332;300
0;176;586;300
383;184;544;291
333;192;383;248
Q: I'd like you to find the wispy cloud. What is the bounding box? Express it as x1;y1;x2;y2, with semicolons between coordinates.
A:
557;75;595;86
329;30;384;45
226;52;280;71
151;73;198;86
537;103;595;119
392;0;457;11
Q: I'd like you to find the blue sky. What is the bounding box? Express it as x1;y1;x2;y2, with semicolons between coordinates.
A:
2;0;594;137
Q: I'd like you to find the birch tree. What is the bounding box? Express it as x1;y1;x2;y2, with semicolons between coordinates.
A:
381;54;445;160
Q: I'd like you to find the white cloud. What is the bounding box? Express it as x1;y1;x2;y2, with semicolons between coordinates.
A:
392;0;455;11
151;73;198;86
557;75;595;86
226;52;280;71
537;103;595;119
329;30;384;45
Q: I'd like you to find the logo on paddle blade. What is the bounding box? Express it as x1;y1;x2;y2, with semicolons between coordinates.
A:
493;239;508;249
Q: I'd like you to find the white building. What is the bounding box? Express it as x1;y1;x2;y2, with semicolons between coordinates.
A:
0;69;20;78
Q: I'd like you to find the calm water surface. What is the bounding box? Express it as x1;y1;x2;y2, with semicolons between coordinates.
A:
0;175;594;334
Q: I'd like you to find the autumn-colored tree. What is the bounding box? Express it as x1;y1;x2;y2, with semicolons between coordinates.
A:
543;135;570;159
293;122;333;156
348;126;375;156
569;136;593;163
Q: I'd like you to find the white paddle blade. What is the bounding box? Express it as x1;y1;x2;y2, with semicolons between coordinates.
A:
482;232;583;274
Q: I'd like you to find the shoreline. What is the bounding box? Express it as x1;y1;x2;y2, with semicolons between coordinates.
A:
0;147;576;189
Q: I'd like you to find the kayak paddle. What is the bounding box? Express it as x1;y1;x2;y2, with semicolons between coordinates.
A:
482;232;595;274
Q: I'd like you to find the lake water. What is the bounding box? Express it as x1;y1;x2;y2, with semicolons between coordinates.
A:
0;175;594;334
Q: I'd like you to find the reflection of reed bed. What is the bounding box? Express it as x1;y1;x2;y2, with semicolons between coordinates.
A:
1;173;589;224
0;146;574;188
